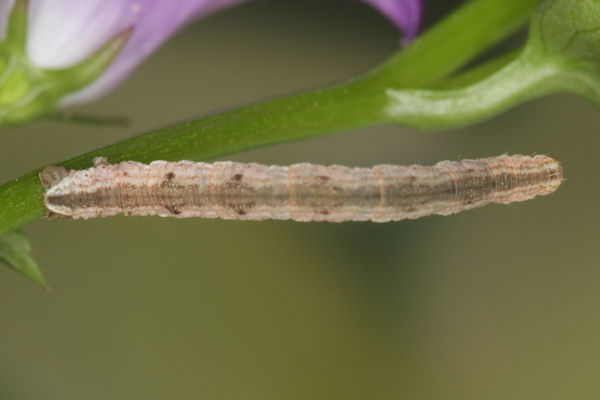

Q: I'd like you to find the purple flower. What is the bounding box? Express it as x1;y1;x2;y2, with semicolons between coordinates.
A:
1;0;247;106
362;0;423;43
0;0;422;124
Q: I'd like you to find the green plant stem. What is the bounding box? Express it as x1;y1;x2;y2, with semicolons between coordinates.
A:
0;0;539;237
384;47;564;129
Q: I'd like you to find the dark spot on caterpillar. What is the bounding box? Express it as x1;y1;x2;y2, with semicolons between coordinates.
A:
466;168;474;173
161;172;177;188
233;173;243;181
317;175;330;181
319;209;330;215
165;205;181;215
408;175;417;182
237;208;247;215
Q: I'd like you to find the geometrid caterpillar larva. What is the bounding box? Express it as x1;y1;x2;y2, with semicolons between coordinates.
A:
40;154;563;223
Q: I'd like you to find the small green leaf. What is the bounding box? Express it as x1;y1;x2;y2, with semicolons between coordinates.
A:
532;0;600;61
527;0;600;105
0;230;46;287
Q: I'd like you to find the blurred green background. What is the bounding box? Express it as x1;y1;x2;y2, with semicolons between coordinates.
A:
1;0;600;399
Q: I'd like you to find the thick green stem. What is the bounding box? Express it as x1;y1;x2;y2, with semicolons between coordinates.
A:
384;48;564;129
0;0;539;236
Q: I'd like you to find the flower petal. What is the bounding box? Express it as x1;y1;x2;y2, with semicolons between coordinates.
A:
24;0;247;105
363;0;423;43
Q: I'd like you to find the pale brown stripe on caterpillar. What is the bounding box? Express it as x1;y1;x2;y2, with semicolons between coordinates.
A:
39;154;563;222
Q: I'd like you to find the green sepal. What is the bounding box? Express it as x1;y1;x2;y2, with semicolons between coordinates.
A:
48;27;133;93
0;230;46;287
5;0;28;53
0;0;132;126
47;112;129;127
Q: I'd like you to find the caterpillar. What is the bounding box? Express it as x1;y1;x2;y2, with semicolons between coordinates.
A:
40;154;563;222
